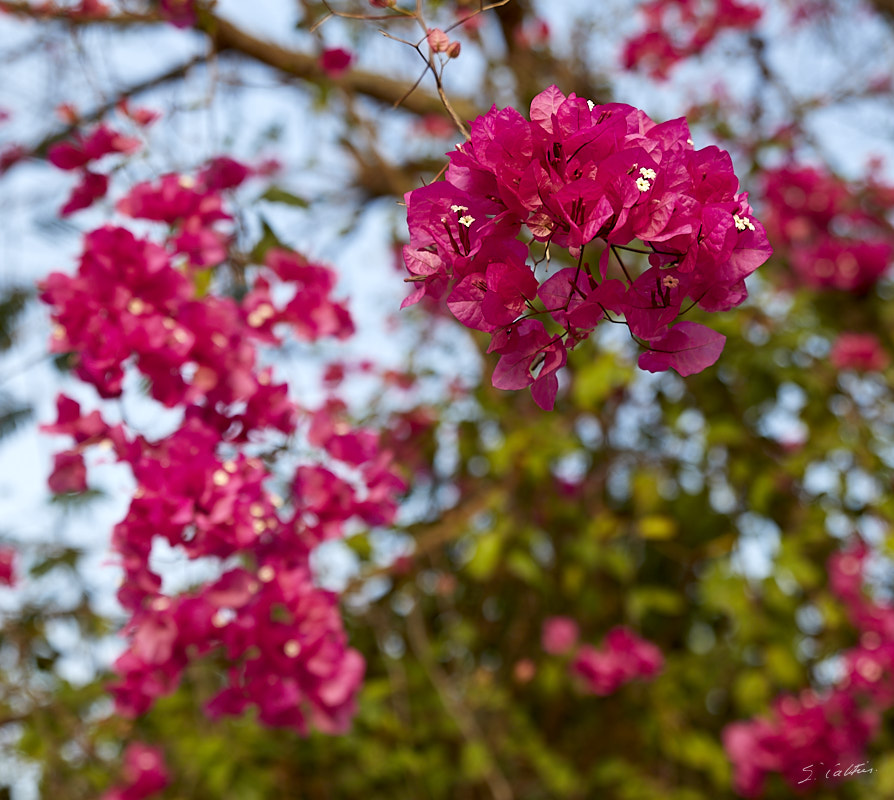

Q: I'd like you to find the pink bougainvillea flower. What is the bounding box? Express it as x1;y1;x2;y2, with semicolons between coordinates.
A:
37;162;412;740
830;333;889;372
320;48;353;77
762;163;894;293
637;321;727;377
48;124;140;171
0;548;16;587
159;0;196;28
426;28;450;52
403;85;770;407
724;542;894;795
116;99;161;127
101;742;169;800
198;155;252;191
570;626;664;695
622;0;763;79
60;170;109;216
541;616;579;655
70;0;109;18
47;450;88;494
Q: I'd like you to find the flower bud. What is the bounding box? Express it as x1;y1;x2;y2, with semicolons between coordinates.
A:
427;28;449;53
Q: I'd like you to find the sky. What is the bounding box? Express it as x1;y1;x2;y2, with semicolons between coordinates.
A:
2;0;894;795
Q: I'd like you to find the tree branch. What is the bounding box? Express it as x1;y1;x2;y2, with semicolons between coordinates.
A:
9;54;207;168
406;603;515;800
0;5;482;145
0;1;159;24
344;486;499;597
203;14;480;121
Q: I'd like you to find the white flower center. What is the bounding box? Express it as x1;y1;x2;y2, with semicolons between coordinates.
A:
733;213;756;232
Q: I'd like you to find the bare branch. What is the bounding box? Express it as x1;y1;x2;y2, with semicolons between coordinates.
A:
204;14;480;121
406;604;515;800
12;54;207;168
0;1;160;24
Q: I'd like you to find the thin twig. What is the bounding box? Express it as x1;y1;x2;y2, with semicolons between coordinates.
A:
405;604;514;800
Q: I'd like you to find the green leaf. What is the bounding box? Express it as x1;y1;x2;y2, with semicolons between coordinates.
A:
0;287;31;351
638;515;678;540
0;401;32;440
30;547;81;578
48;488;105;509
460;741;490;781
250;217;287;263
506;549;542;586
260;186;309;208
628;586;685;621
466;531;503;580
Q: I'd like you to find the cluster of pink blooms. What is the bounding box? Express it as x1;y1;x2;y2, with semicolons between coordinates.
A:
48;123;141;216
724;542;894;796
159;0;197;28
762;164;894;293
621;0;762;79
101;743;169;800
541;616;664;695
402;85;771;409
0;547;15;587
829;333;889;372
40;161;406;736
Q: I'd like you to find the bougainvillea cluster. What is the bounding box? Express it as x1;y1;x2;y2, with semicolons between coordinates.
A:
541;616;664;695
724;542;894;796
48;123;140;216
101;743;169;800
830;333;889;372
40;157;405;736
0;547;15;587
621;0;763;79
402;85;771;409
762;163;894;292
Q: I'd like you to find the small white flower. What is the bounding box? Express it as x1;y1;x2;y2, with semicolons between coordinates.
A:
450;204;469;213
636;177;651;192
733;213;756;232
639;167;657;181
458;214;475;227
587;99;595;111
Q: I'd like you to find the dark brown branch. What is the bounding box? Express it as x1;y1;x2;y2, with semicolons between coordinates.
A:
12;54;206;167
203;14;480;121
868;0;894;19
0;1;159;24
0;4;482;137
